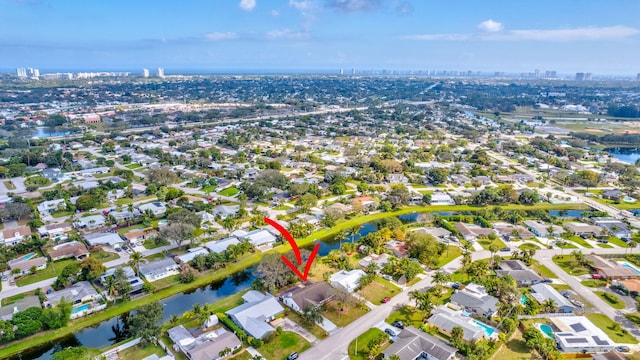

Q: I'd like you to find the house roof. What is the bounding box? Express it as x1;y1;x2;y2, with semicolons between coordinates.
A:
243;229;276;246
383;326;457;360
330;269;366;290
46;281;97;306
139;258;179;278
284;282;334;310
176;248;209;263
0;295;41;321
204;237;240;253
226;291;284;339
83;232;122;246
450;285;498;315
47;241;89;259
7;257;47;271
531;283;575;310
619;279;640;293
427;307;485;342
453;223;493;237
586;255;639;278
2;226;31;240
187;331;241;360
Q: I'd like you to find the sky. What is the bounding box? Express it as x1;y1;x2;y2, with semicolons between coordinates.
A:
1;0;639;74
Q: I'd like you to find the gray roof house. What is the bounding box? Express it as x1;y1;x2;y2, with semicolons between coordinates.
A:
137;202;167;217
495;260;543;287
382;326;457;360
83;232;123;247
211;205;240;218
242;229;276;248
592;218;632;239
0;295;41;321
427;306;486;342
281;282;335;313
450;283;498;318
523;220;564;238
100;267;144;293
226;290;284;339
138;258;180;282
44;281;99;307
74;215;106;230
531;283;576;313
167;325;241;360
203;237;240;254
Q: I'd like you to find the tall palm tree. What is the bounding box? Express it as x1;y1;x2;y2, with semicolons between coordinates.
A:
432;271;451;292
461;251;472;280
104;276;117;303
542;299;556;313
129;252;145;276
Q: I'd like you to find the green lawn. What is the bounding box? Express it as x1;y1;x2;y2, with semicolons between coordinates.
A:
581;279;607;288
322;300;370;327
386;305;427;328
218;187;239;197
145;253;168;261
16;259;77;286
143;239;164;249
125;163;142;169
1;290;37;306
435;246;463;268
118;344;165;359
564;235;593;248
347;328;387;360
51;210;74;218
273;205;293;211
556;241;578;249
607;236;630;248
477;237;508;251
594;291;626;310
518;243;540;251
91;249;119;263
530;262;557;279
359;277;401;305
285;311;329;339
585;313;638;344
493;329;530;360
259;331;311;360
552;255;591;276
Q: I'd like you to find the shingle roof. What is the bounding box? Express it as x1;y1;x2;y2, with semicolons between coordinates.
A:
384;326;457;360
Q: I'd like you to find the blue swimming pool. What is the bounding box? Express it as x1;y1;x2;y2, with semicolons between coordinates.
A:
537;323;555;338
619;262;640;275
470;319;497;337
22;253;36;260
520;296;527;305
71;303;91;314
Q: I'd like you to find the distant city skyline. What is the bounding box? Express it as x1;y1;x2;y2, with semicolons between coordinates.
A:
2;0;639;74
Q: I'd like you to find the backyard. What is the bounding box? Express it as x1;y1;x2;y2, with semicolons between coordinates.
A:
118;344;166;359
594;291;626;310
385;305;427;328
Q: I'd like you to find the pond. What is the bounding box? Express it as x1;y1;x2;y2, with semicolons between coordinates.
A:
16;267;256;360
31;127;74;138
606;147;640;165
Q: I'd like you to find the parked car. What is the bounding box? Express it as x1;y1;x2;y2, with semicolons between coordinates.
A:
451;282;461;289
561;290;572;299
591;274;603;279
286;352;298;360
500;247;511;252
381;297;391;303
616;346;630;353
596;239;609;244
125;248;133;254
384;328;397;337
115;247;122;252
542;278;553;283
570;299;583;307
9;280;15;286
1;275;7;282
392;320;405;329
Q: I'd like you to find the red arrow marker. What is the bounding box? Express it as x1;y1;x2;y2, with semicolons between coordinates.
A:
264;216;320;281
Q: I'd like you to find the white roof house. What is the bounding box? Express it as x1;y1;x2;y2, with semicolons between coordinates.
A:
552;316;615;353
138;258;180;282
531;283;576;313
176;247;209;263
138;202;167;216
204;237;240;254
430;193;455;206
83;232;123;247
74;215;106;230
330;269;366;293
37;199;66;214
242;229;276;247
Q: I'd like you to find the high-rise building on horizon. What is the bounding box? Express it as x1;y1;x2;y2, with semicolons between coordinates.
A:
156;67;165;78
544;70;557;79
339;68;343;75
351;68;355;75
16;68;27;78
637;73;640;82
575;72;592;81
142;68;149;78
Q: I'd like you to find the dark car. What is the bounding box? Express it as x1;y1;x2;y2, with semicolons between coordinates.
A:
286;352;299;360
115;247;122;252
452;282;461;289
542;278;553;283
500;247;511;252
381;297;391;303
392;320;405;329
384;328;397;337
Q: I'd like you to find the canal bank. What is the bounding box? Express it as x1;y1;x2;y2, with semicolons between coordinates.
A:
0;202;589;359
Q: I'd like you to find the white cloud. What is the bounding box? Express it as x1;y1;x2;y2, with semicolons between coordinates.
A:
239;0;256;11
289;0;320;31
271;9;280;16
477;19;503;33
405;25;640;42
205;32;238;41
266;29;309;40
289;0;314;11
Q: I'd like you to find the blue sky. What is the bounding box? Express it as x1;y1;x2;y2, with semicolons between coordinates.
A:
1;0;639;74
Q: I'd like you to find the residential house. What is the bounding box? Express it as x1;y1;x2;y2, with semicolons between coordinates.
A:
493;223;535;240
43;281;105;319
137;202;167;217
7;256;47;276
472;176;492;185
77;181;100;191
450;283;498;318
211;205;240;218
176;247;210;264
281;282;334;313
602;189;625;201
523;220;564;238
109;209;141;223
138;258;180;282
123;228;157;243
495;260;543;286
41;168;63;182
586;255;639;280
618;279;640;296
326;202;352;214
47;241;90;261
358;253;391;270
74;215;106;230
204;237;240;254
453;223;494;242
414;227;452;241
37;199;66;215
83;232;123;247
427;306;487;342
382;326;457;360
330;269;366;293
530;284;576;313
226;290;284;339
351;196;376;210
563;222;603;237
450;174;471;186
0;296;41;321
100;267;144;292
197;211;216;224
38;222;73;240
167;326;241;360
384;240;409;258
552;316;615;353
242;229;276;248
591;218;632;239
510;174;535;184
430;193;455;206
1;226;32;246
388;174;409;184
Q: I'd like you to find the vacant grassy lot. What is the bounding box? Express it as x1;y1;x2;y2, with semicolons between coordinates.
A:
594;291;626;310
585;313;638;344
518;242;540;251
564;235;593;248
347;328;387;360
322;299;370;327
530;261;557;278
286;310;329;339
359;277;401;305
552;255;591;276
16;259;77;286
259;331;311;360
581;279;607;288
118;344;165;359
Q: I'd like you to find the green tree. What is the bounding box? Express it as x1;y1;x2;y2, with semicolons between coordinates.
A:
301;305;323;326
79;257;106;281
127;302;163;345
52;347;101;360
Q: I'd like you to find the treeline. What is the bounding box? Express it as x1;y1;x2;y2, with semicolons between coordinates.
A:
572;132;640;146
607;104;640;118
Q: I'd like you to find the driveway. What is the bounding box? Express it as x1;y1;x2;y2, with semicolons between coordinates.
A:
281;318;318;343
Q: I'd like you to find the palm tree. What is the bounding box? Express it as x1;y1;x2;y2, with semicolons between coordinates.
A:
432;271;451;292
489;244;499;267
461;251;472;280
350;224;361;243
542;299;556;313
221;216;236;233
409;290;433;314
127;203;135;226
129;252;145;276
104;276;117;303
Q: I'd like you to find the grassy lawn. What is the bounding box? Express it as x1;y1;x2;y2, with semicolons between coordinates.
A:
518;242;540;251
530;262;557;278
1;290;37;306
3;181;16;190
125;163;142;169
285;310;329;339
552;255;591;276
51;210;74;218
564;235;593;248
386;305;427;328
597;243;614;248
494;329;530;360
0;204;592;359
435;246;463;268
143;239;165;249
117;224;146;235
556;241;578;249
218;187;239;197
581;279;608;288
118;344;165;359
145;253;168;261
608;236;630;248
322;300;370;327
16;259;77;286
477;237;508;251
92;249;119;263
594;291;626;310
585;313;638;344
259;331;311;360
152;275;180;289
347;328;387;360
273;205;293;210
359;277;401;305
